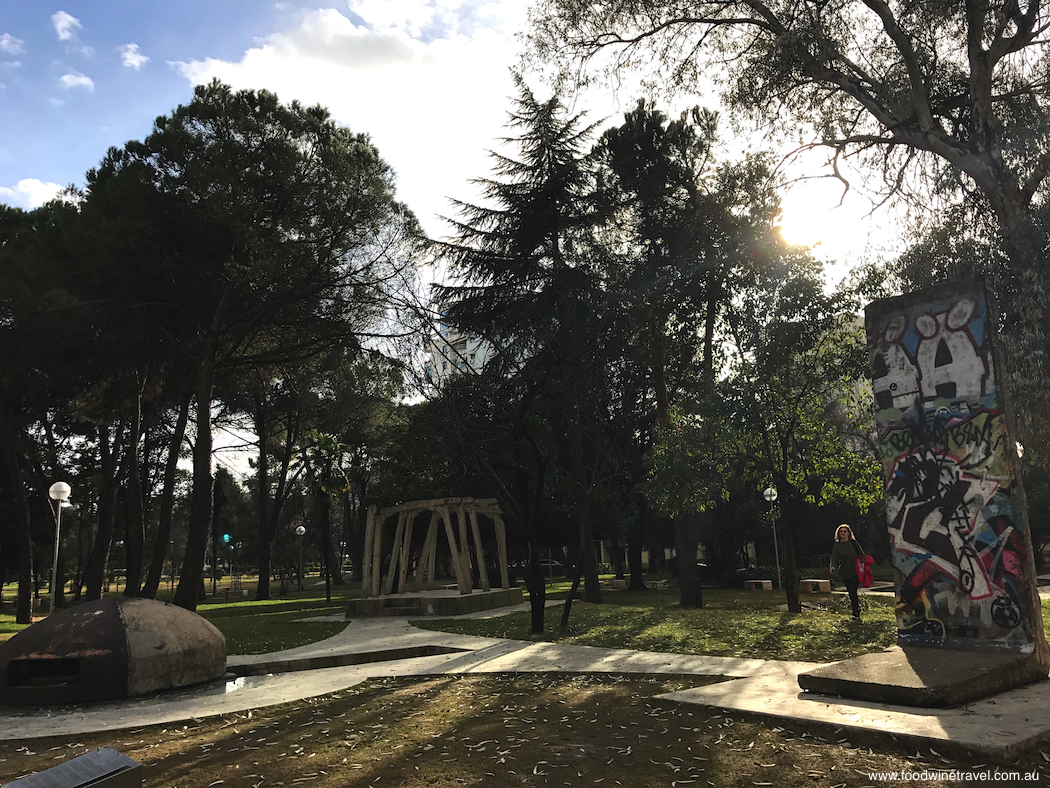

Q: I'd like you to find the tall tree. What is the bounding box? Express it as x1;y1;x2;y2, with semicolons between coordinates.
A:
437;74;607;628
592;100;787;605
80;80;420;610
726;266;882;612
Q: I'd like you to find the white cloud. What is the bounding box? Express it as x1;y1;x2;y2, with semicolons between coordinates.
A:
51;11;82;42
119;43;149;70
0;33;25;55
59;71;94;90
172;7;524;236
0;179;65;209
51;11;94;56
349;0;436;37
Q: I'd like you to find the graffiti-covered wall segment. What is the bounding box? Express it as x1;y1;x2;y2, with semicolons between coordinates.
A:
866;284;1044;653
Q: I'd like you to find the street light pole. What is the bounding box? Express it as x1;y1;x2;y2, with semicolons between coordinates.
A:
48;482;71;615
296;525;306;592
763;487;782;590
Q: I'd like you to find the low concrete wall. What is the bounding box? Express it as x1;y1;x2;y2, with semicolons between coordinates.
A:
345;587;523;618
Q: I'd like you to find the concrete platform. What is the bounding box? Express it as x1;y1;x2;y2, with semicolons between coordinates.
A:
797;645;1048;707
659;660;1050;757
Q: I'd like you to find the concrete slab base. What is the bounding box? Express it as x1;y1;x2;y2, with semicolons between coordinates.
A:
797;646;1048;707
659;662;1050;757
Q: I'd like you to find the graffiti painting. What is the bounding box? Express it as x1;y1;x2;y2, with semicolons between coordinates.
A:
866;283;1041;653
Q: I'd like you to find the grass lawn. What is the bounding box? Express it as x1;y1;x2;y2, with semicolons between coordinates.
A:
0;578;356;654
196;593;350;655
5;579;1050;662
415;586;901;662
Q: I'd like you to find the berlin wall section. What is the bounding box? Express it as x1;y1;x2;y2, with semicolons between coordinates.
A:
865;281;1048;662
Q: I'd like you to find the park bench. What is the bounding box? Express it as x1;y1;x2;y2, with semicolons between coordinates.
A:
800;578;831;593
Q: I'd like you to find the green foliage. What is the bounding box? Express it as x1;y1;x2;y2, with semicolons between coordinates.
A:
645;411;725;517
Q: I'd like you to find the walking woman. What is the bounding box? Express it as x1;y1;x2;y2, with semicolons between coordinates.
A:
829;524;866;622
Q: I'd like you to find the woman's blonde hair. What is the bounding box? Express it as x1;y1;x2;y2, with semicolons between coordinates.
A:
835;524;855;540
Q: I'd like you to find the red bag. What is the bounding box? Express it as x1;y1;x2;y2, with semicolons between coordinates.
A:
855;554;874;588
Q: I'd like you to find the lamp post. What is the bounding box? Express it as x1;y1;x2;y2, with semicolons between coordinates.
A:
169;540;175;591
763;487;782;590
295;525;306;591
48;482;71;615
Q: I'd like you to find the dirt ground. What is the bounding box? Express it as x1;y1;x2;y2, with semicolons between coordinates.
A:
0;674;1047;788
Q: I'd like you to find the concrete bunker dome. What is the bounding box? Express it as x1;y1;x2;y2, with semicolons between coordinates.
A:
0;598;226;705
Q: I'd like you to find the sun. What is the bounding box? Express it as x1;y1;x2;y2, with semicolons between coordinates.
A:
776;179;902;275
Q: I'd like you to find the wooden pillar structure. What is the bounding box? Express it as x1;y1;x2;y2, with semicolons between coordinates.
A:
359;497;509;599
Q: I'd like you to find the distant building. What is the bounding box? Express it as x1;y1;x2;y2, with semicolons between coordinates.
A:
423;318;493;385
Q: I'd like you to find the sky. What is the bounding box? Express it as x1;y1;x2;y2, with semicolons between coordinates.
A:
0;1;902;272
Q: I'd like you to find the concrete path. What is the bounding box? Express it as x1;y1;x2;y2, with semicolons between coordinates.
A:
2;601;1050;756
0;606;810;742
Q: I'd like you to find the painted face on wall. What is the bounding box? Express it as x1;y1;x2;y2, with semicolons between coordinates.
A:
914;299;992;402
871;314;921;412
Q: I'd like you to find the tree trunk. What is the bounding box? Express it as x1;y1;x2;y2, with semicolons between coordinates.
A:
675;511;704;608
255;401;273;601
85;425;121;602
0;400;34;624
561;565;583;631
580;528;602;604
567;410;602;605
123;393;145;596
527;540;546;634
318;488;333;603
611;538;625;579
140;393;191;598
346;486;366;583
173;353;216;611
627;500;647;590
253;398;299;601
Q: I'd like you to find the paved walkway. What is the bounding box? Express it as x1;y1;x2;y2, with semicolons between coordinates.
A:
3;600;1050;756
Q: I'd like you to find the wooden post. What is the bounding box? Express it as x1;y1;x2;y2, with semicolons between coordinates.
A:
468;508;491;592
397;510;415;593
456;504;472;594
370;512;386;598
382;511;408;596
360;505;377;598
439;506;469;595
493;513;510;590
414;511;440;591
